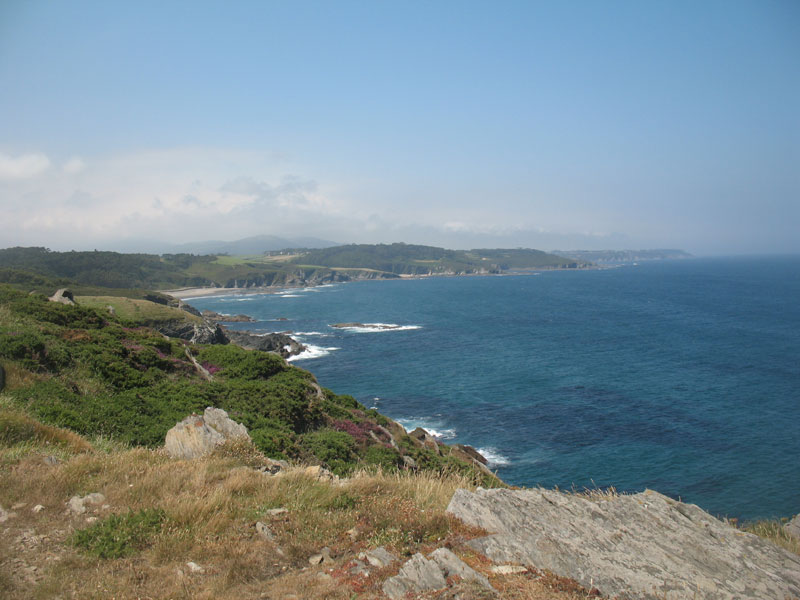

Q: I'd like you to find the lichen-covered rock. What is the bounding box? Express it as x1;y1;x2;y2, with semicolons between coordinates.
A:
447;487;800;600
165;407;251;459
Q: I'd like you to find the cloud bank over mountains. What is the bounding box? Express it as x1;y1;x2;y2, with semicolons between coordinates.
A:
0;146;647;253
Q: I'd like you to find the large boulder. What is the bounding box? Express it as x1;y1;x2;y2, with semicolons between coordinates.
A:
447;487;800;600
165;407;250;459
48;288;75;305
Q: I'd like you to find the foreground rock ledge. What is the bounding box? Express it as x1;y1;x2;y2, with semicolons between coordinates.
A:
446;487;800;600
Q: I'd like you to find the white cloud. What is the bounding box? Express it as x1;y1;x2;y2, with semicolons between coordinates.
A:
0;147;349;249
62;157;86;174
0;152;51;180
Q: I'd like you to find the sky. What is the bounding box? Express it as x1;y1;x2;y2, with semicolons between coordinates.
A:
1;0;798;255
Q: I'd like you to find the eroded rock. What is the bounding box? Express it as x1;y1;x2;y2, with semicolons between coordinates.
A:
447;487;800;600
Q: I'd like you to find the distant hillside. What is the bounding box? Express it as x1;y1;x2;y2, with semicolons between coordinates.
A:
553;249;692;264
0;245;586;292
292;243;582;275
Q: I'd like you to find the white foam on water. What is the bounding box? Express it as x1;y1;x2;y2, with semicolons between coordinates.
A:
287;345;340;361
278;294;301;298
476;447;511;467
333;322;422;333
293;331;325;336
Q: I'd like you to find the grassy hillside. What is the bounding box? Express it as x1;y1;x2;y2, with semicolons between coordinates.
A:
293;243;580;274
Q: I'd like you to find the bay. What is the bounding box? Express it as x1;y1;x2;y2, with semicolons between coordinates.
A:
187;256;800;520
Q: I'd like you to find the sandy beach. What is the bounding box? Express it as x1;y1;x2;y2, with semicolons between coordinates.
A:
162;286;281;300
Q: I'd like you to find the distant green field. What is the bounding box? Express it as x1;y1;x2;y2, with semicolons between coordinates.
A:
76;296;202;324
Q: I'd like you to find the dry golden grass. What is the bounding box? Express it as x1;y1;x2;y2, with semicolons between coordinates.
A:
1;443;500;599
740;519;800;555
0;422;643;600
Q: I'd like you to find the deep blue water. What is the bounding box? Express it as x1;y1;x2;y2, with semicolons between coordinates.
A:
187;256;800;520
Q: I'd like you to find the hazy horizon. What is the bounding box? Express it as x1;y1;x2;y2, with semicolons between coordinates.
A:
1;1;798;256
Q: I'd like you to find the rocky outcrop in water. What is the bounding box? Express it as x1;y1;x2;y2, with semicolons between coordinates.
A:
447;487;800;600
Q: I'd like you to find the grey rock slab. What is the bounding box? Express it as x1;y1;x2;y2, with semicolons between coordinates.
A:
382;553;448;600
447;487;800;600
430;547;493;590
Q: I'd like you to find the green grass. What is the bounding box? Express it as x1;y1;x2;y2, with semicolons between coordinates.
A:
75;296;203;324
71;509;167;558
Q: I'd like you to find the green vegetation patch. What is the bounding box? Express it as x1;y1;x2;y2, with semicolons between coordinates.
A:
71;509;167;558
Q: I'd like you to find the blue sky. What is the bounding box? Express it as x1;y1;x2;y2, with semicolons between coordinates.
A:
1;0;798;254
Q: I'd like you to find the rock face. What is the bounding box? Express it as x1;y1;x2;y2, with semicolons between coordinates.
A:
165;407;251;459
224;330;305;358
48;288;75;305
447;487;800;600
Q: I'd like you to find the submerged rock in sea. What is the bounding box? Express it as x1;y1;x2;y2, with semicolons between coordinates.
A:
447;487;800;600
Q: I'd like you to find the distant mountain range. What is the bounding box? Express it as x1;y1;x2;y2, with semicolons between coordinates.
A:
552;249;693;264
110;235;340;255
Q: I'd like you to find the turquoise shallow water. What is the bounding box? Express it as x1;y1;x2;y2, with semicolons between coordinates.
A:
188;256;800;520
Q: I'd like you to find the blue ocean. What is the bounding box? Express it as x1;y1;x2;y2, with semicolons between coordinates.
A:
187;256;800;520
